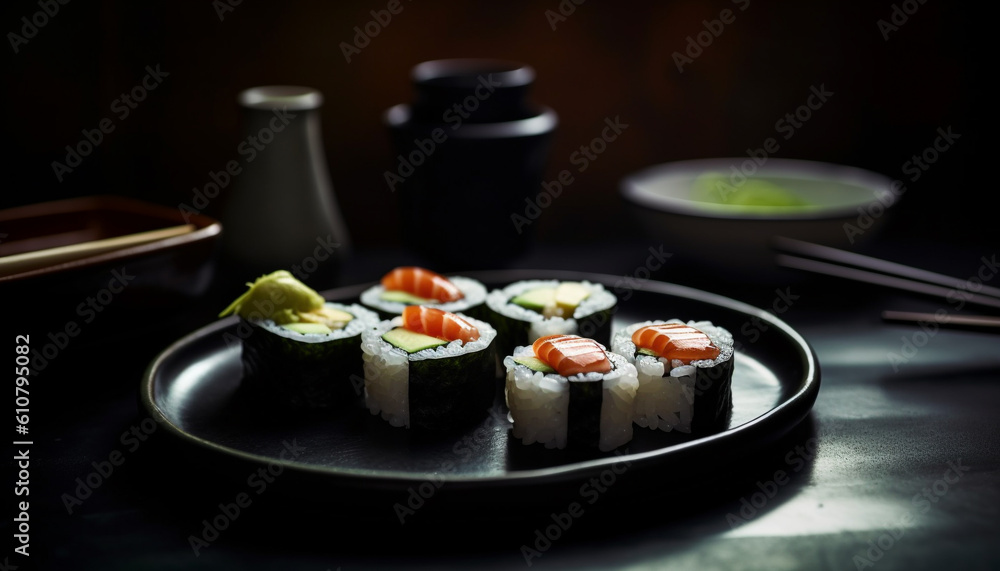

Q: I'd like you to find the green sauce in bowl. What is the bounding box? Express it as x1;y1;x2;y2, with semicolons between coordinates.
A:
692;173;814;211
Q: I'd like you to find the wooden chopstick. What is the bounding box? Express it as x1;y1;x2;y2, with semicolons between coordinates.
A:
772;236;1000;299
882;310;1000;329
773;245;1000;312
0;224;196;277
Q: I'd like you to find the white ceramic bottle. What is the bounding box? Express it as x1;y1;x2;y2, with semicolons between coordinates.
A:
220;86;350;288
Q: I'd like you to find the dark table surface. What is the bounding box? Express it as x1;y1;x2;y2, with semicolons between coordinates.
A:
7;236;999;571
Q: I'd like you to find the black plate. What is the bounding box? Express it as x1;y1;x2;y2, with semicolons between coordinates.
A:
141;270;819;504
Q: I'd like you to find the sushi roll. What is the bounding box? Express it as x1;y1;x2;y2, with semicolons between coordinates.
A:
611;319;734;433
360;266;488;321
486;280;617;356
362;305;497;430
504;334;638;452
219;270;380;409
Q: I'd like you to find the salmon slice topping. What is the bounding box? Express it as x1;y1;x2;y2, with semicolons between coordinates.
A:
631;323;720;363
381;267;463;302
402;306;480;344
532;334;612;377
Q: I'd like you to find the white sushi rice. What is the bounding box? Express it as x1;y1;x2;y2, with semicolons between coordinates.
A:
611;319;734;433
360;276;488;315
486;280;616;341
503;345;639;452
361;313;497;429
253;302;380;341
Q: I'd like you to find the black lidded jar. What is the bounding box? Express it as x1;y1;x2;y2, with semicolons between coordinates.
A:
384;59;558;270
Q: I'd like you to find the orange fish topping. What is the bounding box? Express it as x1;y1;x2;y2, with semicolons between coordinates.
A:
532;334;612;377
381;267;463;302
402;306;480;344
631;323;720;363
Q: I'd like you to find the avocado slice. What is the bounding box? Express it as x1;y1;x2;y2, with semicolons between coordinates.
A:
382;327;447;353
510;287;556;311
219;269;326;323
380;290;433;304
319;307;355;322
297;306;354;330
554;282;590;314
512;356;556;374
510;283;590;318
282;322;334;335
636;347;660;357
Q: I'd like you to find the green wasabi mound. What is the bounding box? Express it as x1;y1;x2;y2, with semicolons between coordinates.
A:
692;172;810;209
219;270;352;331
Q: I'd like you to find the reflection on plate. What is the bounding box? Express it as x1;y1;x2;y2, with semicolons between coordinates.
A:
141;270;819;501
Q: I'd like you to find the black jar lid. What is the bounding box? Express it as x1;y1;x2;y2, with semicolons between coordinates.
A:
407;59;538;123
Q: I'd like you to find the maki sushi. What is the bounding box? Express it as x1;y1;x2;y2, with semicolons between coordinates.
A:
360;266;488;320
504;334;638;452
219;270;380;409
362;305;497;430
611;320;734;433
486;280;617;356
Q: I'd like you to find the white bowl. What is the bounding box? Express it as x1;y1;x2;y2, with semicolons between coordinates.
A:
620;158;898;279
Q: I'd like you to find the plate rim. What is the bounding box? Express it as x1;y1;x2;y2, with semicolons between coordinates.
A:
140;269;821;489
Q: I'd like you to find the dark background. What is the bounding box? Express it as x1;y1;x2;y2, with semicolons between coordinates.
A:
2;3;997;570
2;0;988;252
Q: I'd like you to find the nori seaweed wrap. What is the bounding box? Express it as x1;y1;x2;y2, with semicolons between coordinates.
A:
220;270;380;409
239;302;380;409
611;319;734;433
362;310;497;431
503;338;638;452
486;280;617;356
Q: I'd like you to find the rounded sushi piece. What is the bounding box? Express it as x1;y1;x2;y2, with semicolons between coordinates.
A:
240;302;381;409
360;267;488;321
361;310;497;431
503;335;638;452
611;319;734;433
486;280;617;357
